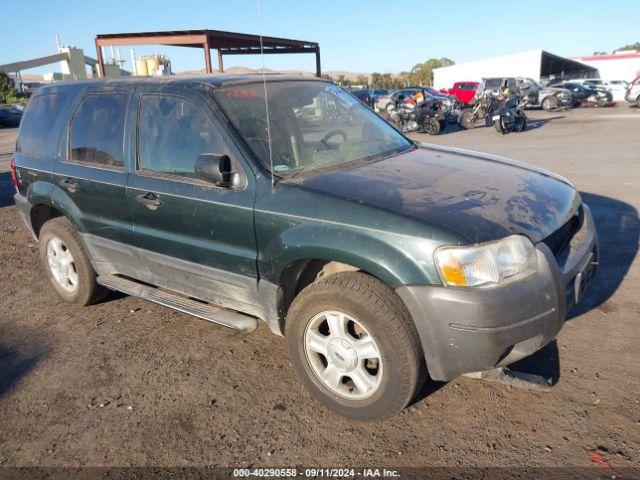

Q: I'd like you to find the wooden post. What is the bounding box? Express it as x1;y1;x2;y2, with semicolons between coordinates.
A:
218;49;224;73
203;38;212;74
315;47;321;77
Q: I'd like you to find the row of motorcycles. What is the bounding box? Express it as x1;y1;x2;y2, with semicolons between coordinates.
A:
387;89;527;135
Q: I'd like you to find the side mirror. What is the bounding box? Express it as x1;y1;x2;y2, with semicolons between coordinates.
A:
195;153;234;187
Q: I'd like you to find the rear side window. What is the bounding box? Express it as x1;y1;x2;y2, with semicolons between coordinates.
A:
17;93;68;157
137;94;227;178
69;93;127;167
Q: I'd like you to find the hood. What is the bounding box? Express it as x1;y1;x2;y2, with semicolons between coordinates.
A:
294;145;580;244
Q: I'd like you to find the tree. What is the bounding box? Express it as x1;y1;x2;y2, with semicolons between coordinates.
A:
408;58;455;86
355;75;368;87
615;42;640;52
370;72;382;88
0;72;17;104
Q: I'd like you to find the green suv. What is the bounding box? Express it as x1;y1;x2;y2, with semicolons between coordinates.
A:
11;75;598;420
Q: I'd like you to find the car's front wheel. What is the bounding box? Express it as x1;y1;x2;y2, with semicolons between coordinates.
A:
286;272;424;421
541;95;558;110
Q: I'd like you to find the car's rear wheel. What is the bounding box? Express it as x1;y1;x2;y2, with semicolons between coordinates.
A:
635;96;640;108
39;217;106;305
286;272;424;421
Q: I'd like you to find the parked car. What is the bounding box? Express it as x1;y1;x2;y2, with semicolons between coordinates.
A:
579;79;627;102
375;87;421;113
350;89;373;108
548;81;613;107
624;76;640;107
350;88;389;109
439;81;479;104
369;88;389;103
12;76;598;420
0;104;24;128
477;77;572;110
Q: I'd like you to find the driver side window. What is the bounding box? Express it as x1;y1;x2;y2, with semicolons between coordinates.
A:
138;94;227;178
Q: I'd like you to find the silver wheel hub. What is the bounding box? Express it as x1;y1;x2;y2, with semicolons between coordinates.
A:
304;310;383;400
46;236;79;293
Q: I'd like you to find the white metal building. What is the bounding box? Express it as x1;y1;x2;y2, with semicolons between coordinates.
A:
573;52;640;82
433;49;597;89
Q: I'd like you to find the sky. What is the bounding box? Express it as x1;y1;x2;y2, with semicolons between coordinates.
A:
0;0;638;75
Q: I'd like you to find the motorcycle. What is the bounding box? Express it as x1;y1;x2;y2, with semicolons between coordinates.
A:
458;93;499;129
388;97;447;135
492;93;527;134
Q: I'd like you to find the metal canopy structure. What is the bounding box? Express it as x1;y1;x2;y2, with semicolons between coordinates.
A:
539;50;597;81
95;29;321;77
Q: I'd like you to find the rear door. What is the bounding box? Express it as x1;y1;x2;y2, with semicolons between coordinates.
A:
125;88;259;314
50;89;138;272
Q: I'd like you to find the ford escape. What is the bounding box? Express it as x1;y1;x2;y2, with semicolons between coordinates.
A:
11;75;598;420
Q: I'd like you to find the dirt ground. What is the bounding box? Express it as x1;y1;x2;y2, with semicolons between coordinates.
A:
0;105;638;473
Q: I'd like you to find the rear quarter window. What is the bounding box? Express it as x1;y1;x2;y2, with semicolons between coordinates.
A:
17;93;68;157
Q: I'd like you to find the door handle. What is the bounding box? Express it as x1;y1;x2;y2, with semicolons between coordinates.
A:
58;178;78;193
135;192;162;209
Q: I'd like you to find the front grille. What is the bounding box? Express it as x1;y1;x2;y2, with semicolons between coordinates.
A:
542;205;583;259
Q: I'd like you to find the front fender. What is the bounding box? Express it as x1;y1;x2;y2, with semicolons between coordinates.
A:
258;220;441;288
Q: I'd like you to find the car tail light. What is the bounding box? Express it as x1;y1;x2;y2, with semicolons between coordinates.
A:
10;156;18;188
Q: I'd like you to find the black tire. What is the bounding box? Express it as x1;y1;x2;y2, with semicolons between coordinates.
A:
39;217;106;305
285;272;424;421
458;111;477;129
494;118;506;134
636;96;640;108
517;114;527;132
422;117;441;135
541;95;558;111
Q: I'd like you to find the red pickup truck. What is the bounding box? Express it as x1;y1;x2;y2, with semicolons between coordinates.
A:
439;81;479;104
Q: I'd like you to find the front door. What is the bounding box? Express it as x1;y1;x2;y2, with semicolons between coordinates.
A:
126;89;259;315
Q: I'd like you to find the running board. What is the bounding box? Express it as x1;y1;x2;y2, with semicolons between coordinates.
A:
97;274;258;333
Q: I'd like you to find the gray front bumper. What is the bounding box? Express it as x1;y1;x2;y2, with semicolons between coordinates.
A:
396;205;599;382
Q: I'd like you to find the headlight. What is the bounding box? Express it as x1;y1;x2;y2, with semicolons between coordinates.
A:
434;235;537;287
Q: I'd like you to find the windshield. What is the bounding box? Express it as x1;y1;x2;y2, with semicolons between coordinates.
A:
213;81;412;177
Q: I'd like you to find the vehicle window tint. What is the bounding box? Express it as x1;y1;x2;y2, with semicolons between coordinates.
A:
17;93;68;157
138;95;226;177
70;93;127;167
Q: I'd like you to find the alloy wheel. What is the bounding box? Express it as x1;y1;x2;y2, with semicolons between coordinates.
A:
304;310;383;400
46;236;79;293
